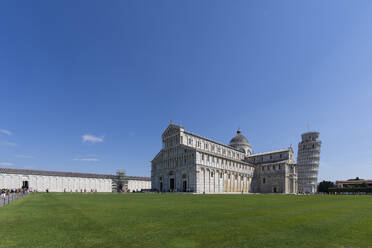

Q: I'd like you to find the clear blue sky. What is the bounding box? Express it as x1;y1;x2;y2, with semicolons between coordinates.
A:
1;1;372;181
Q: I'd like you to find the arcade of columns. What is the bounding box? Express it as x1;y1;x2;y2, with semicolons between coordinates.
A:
198;166;252;193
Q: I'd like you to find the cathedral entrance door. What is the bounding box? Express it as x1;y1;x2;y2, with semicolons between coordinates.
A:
170;178;175;191
160;182;163;192
182;180;187;192
22;181;29;190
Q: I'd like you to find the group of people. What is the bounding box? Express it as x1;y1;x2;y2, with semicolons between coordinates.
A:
1;188;29;199
61;188;99;193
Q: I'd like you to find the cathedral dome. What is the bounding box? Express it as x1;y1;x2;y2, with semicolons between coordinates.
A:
229;129;249;145
229;129;252;155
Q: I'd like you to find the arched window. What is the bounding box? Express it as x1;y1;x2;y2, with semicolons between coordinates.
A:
263;178;266;184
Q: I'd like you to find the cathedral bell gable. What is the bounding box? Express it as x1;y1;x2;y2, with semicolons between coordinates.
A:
161;124;182;139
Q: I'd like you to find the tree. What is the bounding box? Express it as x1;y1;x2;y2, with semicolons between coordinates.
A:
114;170;126;192
317;181;335;193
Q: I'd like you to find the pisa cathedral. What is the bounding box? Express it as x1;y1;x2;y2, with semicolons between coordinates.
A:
151;123;321;194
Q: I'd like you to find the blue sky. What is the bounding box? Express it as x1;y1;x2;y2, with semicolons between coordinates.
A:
1;1;372;181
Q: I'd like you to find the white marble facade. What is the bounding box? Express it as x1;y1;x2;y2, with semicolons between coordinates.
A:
0;169;152;193
151;123;301;194
0;171;112;192
0;168;153;193
126;179;151;192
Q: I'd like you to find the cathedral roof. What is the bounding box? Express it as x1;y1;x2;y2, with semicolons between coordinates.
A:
0;167;151;181
183;130;245;153
0;167;113;179
247;148;290;157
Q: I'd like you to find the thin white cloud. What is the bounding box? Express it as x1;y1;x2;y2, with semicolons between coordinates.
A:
0;129;12;136
82;134;104;144
0;141;16;147
0;162;14;166
73;158;100;162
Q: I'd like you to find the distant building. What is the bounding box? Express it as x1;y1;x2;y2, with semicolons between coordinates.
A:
336;179;372;189
151;123;308;194
0;168;151;192
327;178;372;194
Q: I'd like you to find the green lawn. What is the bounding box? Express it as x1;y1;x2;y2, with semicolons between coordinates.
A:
1;193;372;248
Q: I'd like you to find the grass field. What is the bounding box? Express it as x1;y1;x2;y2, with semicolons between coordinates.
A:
1;193;372;248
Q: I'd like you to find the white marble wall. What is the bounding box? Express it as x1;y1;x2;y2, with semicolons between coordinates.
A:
196;165;252;194
127;180;151;192
0;173;112;192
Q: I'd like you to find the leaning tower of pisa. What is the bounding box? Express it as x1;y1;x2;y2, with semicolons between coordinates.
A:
297;132;322;193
